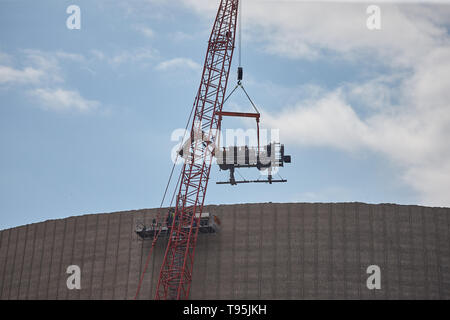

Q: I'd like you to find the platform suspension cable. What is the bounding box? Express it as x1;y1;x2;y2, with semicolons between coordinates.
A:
134;82;197;300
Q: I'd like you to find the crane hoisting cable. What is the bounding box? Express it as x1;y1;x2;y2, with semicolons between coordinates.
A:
154;0;241;300
136;0;291;300
216;3;291;186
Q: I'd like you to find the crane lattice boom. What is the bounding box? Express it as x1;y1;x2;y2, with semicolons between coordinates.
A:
155;0;239;300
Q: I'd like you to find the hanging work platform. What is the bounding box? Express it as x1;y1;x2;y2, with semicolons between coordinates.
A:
135;212;221;240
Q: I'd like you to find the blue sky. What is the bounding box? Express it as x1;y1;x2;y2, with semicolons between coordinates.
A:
1;0;450;230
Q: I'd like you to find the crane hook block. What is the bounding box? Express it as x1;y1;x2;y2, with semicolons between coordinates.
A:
237;67;243;81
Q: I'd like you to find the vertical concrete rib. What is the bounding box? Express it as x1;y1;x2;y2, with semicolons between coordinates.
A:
346;203;358;299
87;214;99;300
140;211;153;300
77;215;88;300
344;203;359;299
446;210;450;297
300;203;305;299
26;223;44;299
257;203;263;299
6;227;19;300
54;219;67;299
115;213;132;300
42;220;57;299
317;203;331;299
313;204;318;299
0;229;11;299
9;228;20;300
302;203;314;298
201;216;210;299
64;217;78;300
126;210;144;300
124;213;133;299
99;214;111;299
328;203;334;299
272;203;278;299
93;214;109;299
231;205;236;299
407;206;416;299
245;204;250;298
58;218;76;300
426;207;439;298
215;206;223;299
342;203;348;299
112;213;122;299
331;203;345;299
106;212;122;299
35;222;48;299
356;204;362;299
394;205;402;299
10;225;28;299
35;220;52;299
286;204;292;299
433;208;443;299
420;207;430;298
191;206;208;299
19;224;36;299
381;205;389;299
370;204;378;299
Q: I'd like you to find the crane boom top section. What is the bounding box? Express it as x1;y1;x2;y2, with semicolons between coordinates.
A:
155;0;239;300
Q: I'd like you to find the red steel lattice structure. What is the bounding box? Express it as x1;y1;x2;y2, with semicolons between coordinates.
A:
154;0;239;300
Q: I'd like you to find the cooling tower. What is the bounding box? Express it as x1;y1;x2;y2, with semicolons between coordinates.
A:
0;202;449;299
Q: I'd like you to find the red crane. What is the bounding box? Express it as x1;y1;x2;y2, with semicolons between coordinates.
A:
154;0;240;300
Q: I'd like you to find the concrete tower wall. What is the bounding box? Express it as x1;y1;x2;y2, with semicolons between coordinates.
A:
0;202;449;299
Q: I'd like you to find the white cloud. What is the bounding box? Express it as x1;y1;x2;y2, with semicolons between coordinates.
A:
179;1;450;66
173;1;450;206
112;49;155;65
0;52;13;65
21;49;64;83
29;88;100;112
134;25;155;38
170;31;195;42
156;57;201;71
89;48;157;66
54;51;86;62
1;50;101;113
264;91;369;151
180;0;218;14
90;49;106;61
117;0;175;20
0;65;43;85
264;46;450;206
0;49;64;86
